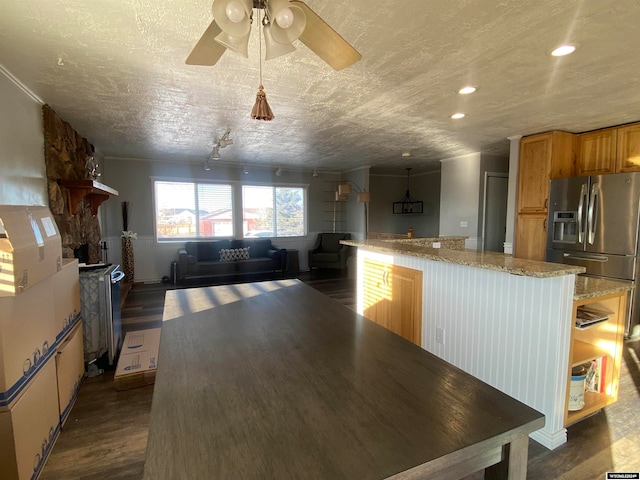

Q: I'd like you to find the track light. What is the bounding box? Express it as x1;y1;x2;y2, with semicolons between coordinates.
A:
212;146;221;159
204;160;212;171
243;165;249;174
275;168;282;176
312;169;318;177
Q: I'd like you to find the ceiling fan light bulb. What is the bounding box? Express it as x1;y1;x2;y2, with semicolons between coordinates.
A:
214;31;250;58
268;1;306;43
275;8;294;28
225;1;246;22
264;24;296;60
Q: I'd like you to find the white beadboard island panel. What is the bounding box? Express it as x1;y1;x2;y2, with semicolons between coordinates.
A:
355;248;575;450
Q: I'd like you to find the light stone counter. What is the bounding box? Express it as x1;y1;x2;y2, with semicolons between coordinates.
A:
573;275;634;301
383;236;466;250
342;239;585;278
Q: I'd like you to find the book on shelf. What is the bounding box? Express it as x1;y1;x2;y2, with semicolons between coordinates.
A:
585;356;607;393
576;305;611;328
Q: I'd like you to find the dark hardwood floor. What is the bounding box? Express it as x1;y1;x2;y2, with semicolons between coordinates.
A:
40;273;640;479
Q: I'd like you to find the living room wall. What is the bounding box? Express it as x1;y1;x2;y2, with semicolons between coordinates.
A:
0;68;46;206
100;156;340;282
369;171;441;237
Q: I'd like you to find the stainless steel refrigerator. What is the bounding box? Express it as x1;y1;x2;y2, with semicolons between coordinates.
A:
546;172;640;337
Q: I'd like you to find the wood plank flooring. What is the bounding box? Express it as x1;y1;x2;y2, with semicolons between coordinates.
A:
40;273;640;479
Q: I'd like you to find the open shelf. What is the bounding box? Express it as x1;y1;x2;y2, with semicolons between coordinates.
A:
571;340;609;367
58;179;118;216
565;289;627;427
566;390;610;425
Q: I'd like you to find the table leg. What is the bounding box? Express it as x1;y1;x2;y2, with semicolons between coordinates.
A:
485;435;529;480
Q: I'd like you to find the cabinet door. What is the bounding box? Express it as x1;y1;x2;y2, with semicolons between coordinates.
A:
578;128;617;175
363;260;423;346
386;265;423;345
515;213;547;261
615;123;640;172
518;134;552;213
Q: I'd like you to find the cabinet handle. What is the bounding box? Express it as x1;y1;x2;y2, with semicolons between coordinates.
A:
545;198;549;209
543;218;548;230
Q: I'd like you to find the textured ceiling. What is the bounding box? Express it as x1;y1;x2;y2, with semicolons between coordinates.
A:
1;0;639;174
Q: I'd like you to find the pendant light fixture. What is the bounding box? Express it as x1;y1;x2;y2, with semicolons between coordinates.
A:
250;4;275;121
393;168;423;214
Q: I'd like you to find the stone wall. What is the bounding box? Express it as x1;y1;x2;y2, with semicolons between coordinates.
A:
43;105;103;263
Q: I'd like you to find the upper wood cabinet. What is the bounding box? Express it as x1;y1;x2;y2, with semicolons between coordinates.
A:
577;128;617;175
576;122;640;175
616;123;640;173
517;131;575;214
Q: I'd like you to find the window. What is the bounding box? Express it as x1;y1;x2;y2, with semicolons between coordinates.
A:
155;181;233;240
242;185;305;237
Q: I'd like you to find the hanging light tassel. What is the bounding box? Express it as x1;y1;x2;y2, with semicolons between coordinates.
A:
250;6;274;121
251;84;274;121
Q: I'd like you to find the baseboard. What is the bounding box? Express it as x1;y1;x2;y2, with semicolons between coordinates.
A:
530;427;567;450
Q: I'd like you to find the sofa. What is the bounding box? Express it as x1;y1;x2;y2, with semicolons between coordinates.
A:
177;239;287;285
308;232;352;275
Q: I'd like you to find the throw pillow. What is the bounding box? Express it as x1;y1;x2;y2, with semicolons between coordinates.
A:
219;247;250;261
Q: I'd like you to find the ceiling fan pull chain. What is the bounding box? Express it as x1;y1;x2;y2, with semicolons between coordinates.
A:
250;2;274;120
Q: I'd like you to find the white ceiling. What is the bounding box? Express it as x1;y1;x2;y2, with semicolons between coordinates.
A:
1;0;639;174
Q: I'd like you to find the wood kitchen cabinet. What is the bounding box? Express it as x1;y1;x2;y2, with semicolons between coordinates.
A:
515;131;575;259
616;122;640;173
576;122;640;175
362;259;422;346
514;213;547;261
565;290;627;426
577;127;617;175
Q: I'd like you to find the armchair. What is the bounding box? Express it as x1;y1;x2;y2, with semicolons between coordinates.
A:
308;233;352;275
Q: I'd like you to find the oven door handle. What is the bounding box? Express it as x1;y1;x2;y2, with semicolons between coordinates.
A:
111;271;126;284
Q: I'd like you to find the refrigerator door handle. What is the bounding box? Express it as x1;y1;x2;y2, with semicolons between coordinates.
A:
577;183;588;243
563;253;608;262
587;183;599;244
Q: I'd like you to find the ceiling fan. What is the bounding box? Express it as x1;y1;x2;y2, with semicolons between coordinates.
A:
186;0;361;71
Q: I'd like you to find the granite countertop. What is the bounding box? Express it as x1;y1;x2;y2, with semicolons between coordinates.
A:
342;239;586;278
382;235;467;242
573;275;634;301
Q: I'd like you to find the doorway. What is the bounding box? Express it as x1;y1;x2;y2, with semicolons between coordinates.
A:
482;172;509;252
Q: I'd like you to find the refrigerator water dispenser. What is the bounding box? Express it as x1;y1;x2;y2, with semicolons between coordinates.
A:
552;211;579;244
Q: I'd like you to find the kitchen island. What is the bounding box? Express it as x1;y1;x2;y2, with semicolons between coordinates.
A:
342;239;632;450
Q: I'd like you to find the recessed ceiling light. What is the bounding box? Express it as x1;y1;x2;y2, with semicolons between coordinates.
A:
401;152;411;157
551;44;576;57
458;86;477;95
451;113;466;119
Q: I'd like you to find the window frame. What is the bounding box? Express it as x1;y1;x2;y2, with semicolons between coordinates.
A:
152;177;308;243
241;184;308;239
153;178;235;243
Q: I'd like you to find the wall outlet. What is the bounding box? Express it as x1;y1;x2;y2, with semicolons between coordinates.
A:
436;327;445;345
432;242;441;248
460;221;468;228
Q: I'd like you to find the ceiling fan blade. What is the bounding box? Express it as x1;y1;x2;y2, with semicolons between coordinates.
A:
291;0;362;71
186;20;227;66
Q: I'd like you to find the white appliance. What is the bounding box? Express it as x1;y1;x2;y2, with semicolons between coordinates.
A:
78;264;125;366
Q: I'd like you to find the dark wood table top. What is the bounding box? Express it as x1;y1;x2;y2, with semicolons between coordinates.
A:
144;280;544;480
